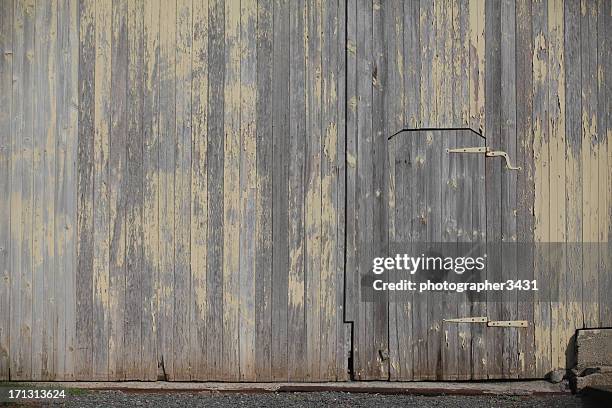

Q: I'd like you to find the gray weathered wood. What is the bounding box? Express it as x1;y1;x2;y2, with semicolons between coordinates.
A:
531;0;551;378
288;0;306;381
158;0;176;380
485;0;503;379
174;0;192;380
32;0;57;380
500;0;518;378
271;0;290;381
0;0;13;381
596;0;610;327
108;0;128;380
516;0;536;378
125;0;144;380
10;0;35;381
222;0;240;381
255;0;273;381
142;0;160;381
206;0;224;381
190;0;208;381
76;0;95;381
57;0;79;381
239;0;257;381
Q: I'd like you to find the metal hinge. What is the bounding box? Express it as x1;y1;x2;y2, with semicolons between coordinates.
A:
446;146;521;170
443;317;488;323
487;320;528;328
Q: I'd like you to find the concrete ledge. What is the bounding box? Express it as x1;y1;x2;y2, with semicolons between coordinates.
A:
20;381;569;396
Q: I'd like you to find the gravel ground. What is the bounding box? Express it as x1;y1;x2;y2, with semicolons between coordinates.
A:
8;390;592;408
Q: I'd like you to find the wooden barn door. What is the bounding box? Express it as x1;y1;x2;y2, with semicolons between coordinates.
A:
386;129;487;381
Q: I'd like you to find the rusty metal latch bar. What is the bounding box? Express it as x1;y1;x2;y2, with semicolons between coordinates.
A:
487;320;528;328
443;317;488;323
446;146;521;170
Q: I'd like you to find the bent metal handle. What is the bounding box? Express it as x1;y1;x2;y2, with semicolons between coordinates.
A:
446;146;521;171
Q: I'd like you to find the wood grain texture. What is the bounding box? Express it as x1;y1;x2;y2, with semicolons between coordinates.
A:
288;0;306;381
597;0;611;327
1;0;608;382
174;0;192;380
32;0;56;380
206;0;224;381
271;0;289;381
238;0;257;382
58;0;79;380
190;0;209;381
125;0;144;380
0;0;13;381
142;0;160;381
500;0;518;378
222;0;240;381
516;0;536;378
10;0;36;381
254;0;273;381
76;0;95;381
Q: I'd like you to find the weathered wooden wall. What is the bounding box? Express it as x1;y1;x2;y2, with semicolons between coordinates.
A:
346;0;610;380
0;0;609;382
0;0;349;381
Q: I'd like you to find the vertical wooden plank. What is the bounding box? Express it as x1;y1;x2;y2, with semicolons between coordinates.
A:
485;0;503;380
108;0;128;380
402;0;421;381
355;0;375;380
10;2;35;380
437;0;457;381
532;0;551;378
563;0;583;371
500;0;519;378
223;0;240;381
344;0;357;335
76;0;95;380
547;0;567;372
32;0;57;380
304;0;322;381
125;0;144;380
452;0;472;381
158;0;176;380
206;0;223;381
0;0;12;381
142;0;160;381
469;0;486;134
174;0;192;380
92;0;112;380
415;0;434;380
345;0;361;380
288;0;306;381
10;0;35;381
58;0;79;380
468;0;488;381
191;0;208;380
239;0;257;381
371;0;389;381
255;0;273;381
580;0;598;330
321;0;339;381
271;0;290;381
424;0;446;380
384;0;403;382
335;0;349;381
597;0;611;327
516;0;536;378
